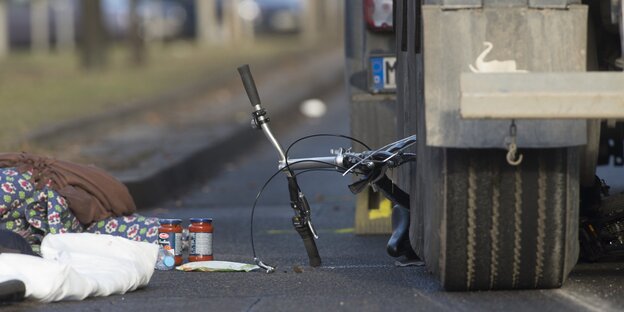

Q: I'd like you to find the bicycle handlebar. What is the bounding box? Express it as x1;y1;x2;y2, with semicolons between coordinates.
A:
279;150;416;173
295;222;322;267
237;64;262;107
238;63;416;270
279;156;343;171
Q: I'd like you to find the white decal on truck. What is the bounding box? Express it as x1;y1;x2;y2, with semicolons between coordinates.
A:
469;42;528;73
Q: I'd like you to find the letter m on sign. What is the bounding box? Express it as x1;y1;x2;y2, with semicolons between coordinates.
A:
384;59;396;88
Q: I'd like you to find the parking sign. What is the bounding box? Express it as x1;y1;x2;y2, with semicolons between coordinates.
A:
370;55;397;93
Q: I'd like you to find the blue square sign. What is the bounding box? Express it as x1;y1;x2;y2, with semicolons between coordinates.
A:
370;56;397;93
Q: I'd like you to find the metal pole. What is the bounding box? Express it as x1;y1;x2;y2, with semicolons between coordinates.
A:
619;0;624;71
31;0;50;53
0;0;8;58
52;0;75;51
223;0;243;45
302;0;319;45
196;0;219;45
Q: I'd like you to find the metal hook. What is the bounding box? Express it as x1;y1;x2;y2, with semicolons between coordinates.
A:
506;142;523;166
505;120;523;166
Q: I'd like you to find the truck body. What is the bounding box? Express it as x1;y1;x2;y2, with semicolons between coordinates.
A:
345;0;624;290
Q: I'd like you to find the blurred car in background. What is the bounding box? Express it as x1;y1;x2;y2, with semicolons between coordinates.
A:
252;0;303;34
6;0;193;49
6;0;306;49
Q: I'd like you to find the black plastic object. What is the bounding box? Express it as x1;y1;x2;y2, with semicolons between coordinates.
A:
0;280;25;305
0;230;37;256
237;64;262;107
287;176;321;267
374;175;410;210
295;224;322;267
348;178;369;195
386;205;417;258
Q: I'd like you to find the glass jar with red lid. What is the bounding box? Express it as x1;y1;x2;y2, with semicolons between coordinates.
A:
189;218;213;262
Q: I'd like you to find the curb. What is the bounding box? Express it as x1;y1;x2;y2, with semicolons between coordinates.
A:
123;50;345;209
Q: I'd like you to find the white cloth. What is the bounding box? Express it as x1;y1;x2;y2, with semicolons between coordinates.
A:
0;233;158;302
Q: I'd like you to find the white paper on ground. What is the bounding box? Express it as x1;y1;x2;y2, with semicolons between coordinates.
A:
0;233;158;302
176;260;260;272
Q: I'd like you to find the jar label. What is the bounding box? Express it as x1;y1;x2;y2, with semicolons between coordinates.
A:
158;232;182;256
190;232;213;256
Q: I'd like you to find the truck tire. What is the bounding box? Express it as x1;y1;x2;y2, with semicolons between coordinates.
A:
412;147;580;290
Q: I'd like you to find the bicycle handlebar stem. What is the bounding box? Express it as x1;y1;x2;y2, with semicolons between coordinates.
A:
238;64;289;169
259;121;288;165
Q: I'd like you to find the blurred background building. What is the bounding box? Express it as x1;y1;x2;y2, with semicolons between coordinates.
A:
0;0;343;156
0;0;341;59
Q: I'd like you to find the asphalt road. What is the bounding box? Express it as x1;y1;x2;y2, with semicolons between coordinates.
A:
12;85;624;312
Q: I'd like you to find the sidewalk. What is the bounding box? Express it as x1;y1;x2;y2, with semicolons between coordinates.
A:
27;46;345;208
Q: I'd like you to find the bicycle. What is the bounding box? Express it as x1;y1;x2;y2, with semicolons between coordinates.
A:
237;65;417;273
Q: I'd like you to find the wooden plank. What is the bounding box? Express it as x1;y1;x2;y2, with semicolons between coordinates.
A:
354;190;393;235
351;100;396;234
461;72;624;119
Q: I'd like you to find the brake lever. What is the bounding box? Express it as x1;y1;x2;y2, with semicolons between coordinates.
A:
347;165;386;194
300;194;318;239
343;135;417;175
385;135;417;153
292;189;318;239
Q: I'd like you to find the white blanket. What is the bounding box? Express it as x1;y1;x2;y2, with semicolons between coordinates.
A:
0;233;158;302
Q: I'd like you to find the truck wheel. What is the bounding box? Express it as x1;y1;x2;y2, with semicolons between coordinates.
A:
413;147;580;290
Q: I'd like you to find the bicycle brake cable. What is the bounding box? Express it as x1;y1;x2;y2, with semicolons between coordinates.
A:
250;159;354;272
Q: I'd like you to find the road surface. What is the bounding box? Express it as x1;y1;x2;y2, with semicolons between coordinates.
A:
15;85;624;312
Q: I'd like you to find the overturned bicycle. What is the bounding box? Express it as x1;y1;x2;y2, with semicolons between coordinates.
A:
238;62;624;290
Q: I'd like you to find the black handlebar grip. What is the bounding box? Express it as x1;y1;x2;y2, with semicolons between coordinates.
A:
237;64;261;107
295;225;322;267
